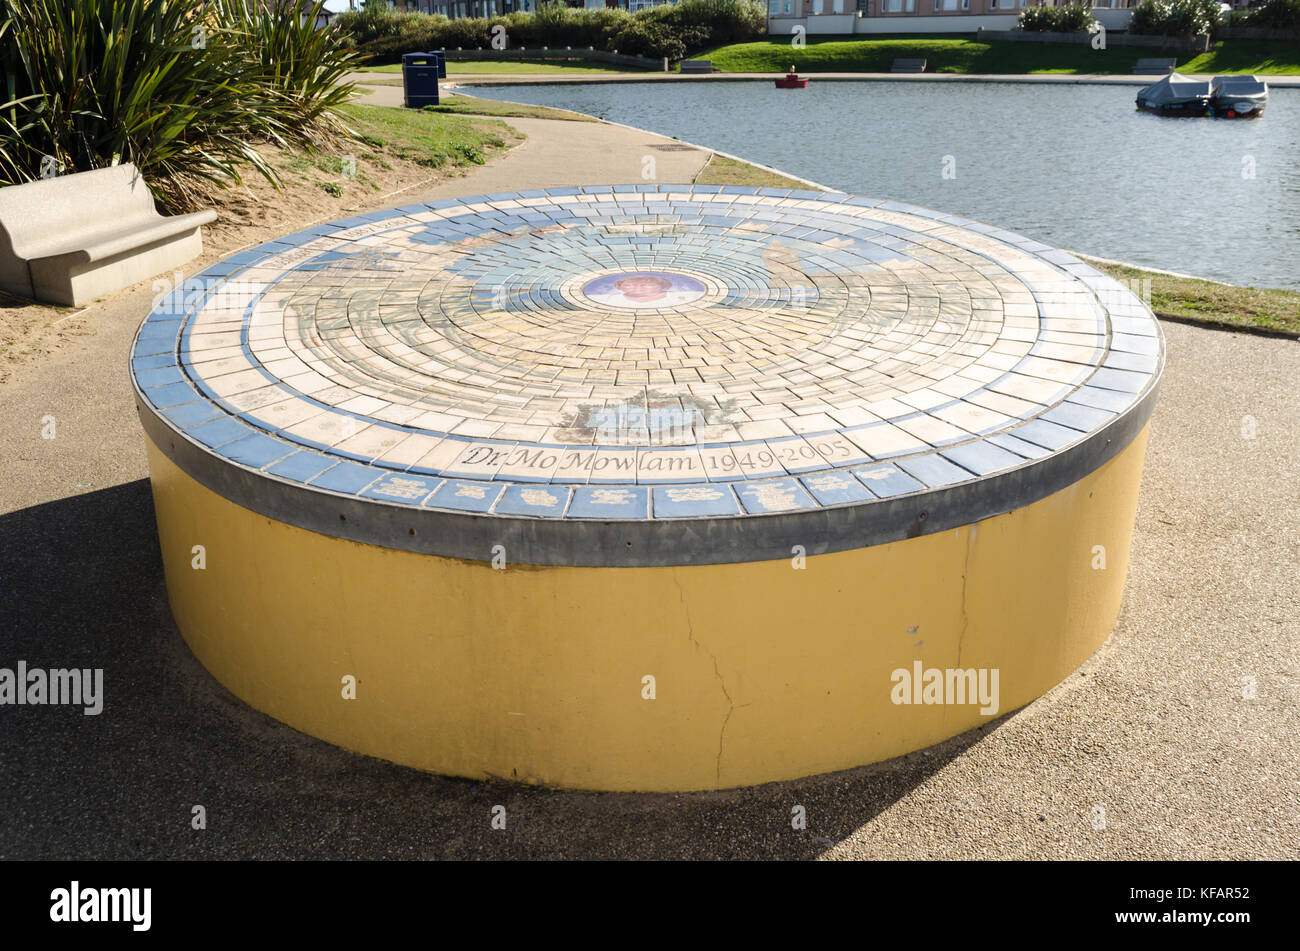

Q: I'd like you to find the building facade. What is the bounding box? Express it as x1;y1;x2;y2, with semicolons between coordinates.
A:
766;0;1138;33
768;0;1136;17
394;0;681;17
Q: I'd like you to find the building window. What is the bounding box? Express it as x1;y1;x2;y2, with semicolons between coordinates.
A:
883;0;914;10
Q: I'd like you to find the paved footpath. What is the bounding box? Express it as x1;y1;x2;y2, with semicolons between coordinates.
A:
0;108;1296;859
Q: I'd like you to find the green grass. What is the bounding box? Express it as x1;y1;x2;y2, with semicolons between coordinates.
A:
1091;261;1300;336
281;150;380;192
420;93;598;121
358;60;649;75
699;37;1300;75
692;153;806;189
1180;40;1300;75
338;102;513;170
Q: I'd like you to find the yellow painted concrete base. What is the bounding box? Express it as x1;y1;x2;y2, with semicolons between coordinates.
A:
146;427;1149;792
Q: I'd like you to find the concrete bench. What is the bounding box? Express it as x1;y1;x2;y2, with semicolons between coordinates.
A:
680;60;713;74
0;164;217;306
1134;58;1177;74
892;58;927;73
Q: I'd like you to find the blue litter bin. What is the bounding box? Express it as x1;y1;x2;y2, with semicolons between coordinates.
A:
402;52;440;108
433;50;447;80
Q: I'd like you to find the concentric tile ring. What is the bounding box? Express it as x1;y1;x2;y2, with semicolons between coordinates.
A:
131;185;1164;565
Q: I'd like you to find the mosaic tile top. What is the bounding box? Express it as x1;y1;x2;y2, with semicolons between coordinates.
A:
131;185;1163;522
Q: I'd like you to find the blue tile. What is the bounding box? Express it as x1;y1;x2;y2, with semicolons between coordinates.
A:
853;464;924;498
652;484;740;519
132;355;175;372
1089;367;1149;393
224;250;270;266
308;462;380;495
221;433;293;468
266;451;335;483
1066;386;1135;413
425;480;504;513
567;485;650;519
896;454;974;488
159;400;222;429
1102;350;1159;374
1041;402;1114;433
799;471;872;506
939;441;1023;477
199;260;244;277
1011;419;1081;452
987;432;1051;460
1110;333;1160;355
134;329;181;356
494;484;572;518
360;473;441;505
137;319;184;338
134;366;187;388
187;416;249;449
735;478;817;515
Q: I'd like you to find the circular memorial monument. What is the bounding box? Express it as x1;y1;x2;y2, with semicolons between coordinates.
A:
131;185;1163;792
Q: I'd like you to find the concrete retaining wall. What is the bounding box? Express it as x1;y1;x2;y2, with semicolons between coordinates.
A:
1219;25;1300;40
770;13;1021;34
978;26;1204;51
441;47;664;70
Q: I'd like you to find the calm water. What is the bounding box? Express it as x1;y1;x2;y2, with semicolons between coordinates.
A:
475;81;1300;290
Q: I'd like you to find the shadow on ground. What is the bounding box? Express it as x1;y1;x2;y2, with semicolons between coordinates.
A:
0;480;1011;860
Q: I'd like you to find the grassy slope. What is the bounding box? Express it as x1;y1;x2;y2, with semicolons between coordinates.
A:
1181;40;1300;74
358;60;649;75
1091;261;1300;335
338;102;515;169
692;153;807;188
418;93;598;121
701;37;1300;74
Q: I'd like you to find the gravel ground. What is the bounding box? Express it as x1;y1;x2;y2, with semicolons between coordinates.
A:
0;114;1296;860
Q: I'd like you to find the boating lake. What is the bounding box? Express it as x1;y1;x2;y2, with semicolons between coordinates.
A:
470;81;1300;291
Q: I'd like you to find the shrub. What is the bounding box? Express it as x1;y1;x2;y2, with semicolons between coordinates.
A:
659;0;766;46
1017;1;1098;32
332;6;436;47
609;18;692;60
338;0;765;64
1017;6;1057;30
1243;0;1300;32
216;0;360;145
1128;0;1224;36
0;0;358;209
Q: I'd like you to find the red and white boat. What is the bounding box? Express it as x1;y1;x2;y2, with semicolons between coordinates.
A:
774;67;808;89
